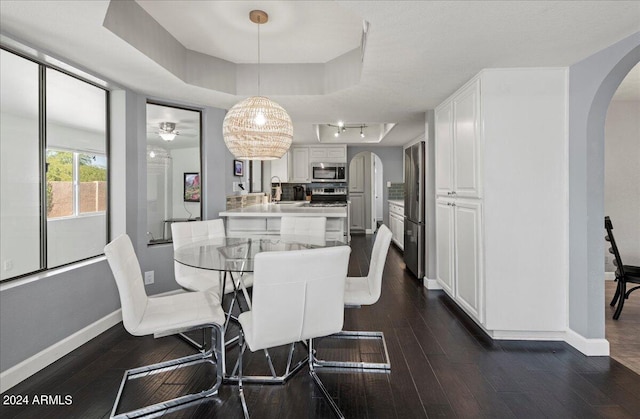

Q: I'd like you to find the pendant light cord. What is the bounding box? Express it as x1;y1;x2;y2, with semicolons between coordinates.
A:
257;17;261;96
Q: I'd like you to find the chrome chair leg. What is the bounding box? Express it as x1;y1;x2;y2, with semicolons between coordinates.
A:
308;338;345;419
178;328;206;353
111;323;225;419
238;332;250;419
312;330;391;371
226;342;307;384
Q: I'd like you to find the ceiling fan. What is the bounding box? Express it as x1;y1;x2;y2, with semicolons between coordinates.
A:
158;122;180;141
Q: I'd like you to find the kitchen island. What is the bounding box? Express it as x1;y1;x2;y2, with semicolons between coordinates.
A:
220;202;349;242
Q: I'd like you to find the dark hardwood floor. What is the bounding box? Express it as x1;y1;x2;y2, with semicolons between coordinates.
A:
605;280;640;375
2;234;640;418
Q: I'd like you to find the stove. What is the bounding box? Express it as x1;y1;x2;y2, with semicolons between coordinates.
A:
310;187;347;206
308;202;347;207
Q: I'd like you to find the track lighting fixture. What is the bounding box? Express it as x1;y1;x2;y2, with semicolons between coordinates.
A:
326;123;368;138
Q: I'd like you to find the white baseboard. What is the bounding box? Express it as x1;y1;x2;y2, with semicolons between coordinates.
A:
485;328;609;357
424;278;442;290
0;309;122;393
489;330;566;341
605;272;615;281
564;328;610;356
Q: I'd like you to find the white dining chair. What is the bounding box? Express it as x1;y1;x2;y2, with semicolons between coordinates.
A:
172;219;234;293
313;224;393;371
235;246;351;418
104;234;226;419
172;219;254;346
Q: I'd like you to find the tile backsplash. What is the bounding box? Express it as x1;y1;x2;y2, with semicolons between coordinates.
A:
388;183;404;200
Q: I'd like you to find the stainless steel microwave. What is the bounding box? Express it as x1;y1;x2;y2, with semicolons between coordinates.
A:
310;163;346;182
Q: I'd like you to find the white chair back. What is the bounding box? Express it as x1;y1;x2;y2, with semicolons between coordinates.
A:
172;219;225;291
280;216;327;239
247;246;351;350
172;219;226;248
104;234;148;335
366;225;392;303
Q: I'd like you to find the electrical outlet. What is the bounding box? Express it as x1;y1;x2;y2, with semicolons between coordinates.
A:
3;259;13;271
144;271;154;285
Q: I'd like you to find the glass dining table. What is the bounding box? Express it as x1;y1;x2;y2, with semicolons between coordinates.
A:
174;234;344;313
174;234;344;275
173;234;346;384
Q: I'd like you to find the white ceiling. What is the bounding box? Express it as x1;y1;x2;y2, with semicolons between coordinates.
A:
137;0;363;64
1;1;639;147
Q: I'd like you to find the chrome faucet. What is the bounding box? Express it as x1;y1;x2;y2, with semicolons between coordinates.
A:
270;176;282;202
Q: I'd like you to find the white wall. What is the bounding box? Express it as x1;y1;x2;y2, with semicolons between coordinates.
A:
481;68;568;333
604;100;640;269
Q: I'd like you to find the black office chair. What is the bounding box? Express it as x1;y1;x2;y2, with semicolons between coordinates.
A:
605;216;640;320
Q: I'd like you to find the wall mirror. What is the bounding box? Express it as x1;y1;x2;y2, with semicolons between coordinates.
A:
146;102;201;244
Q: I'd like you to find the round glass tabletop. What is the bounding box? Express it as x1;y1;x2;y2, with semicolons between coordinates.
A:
174;235;346;273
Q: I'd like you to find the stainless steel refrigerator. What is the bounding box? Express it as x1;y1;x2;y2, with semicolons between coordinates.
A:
404;142;425;279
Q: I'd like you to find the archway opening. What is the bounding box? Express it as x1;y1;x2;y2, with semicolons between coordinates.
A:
567;33;639;356
603;63;640;373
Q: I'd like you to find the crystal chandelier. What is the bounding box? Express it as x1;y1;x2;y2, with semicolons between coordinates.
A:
223;10;293;160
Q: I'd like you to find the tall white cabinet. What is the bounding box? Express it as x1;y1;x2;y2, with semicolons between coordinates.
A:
435;68;568;339
349;153;365;231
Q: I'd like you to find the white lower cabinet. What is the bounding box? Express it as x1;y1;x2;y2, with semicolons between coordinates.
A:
453;199;482;322
350;194;365;230
436;199;455;295
226;216;346;239
388;202;404;250
436;197;483;322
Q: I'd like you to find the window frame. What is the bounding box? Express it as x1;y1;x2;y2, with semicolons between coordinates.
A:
0;45;110;283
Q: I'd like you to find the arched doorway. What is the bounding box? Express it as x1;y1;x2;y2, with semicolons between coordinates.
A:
603;64;640;372
349;151;383;234
567;32;640;354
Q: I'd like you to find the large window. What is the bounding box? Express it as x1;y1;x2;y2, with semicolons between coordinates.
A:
0;48;108;280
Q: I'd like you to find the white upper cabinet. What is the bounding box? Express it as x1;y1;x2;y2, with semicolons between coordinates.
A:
435;101;453;196
291;147;310;182
270;152;289;182
309;145;346;163
435;78;481;198
453;80;480;198
349;153;365;193
286;145;347;183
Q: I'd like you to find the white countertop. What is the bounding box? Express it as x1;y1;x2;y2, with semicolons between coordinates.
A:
220;203;347;218
388;199;404;207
